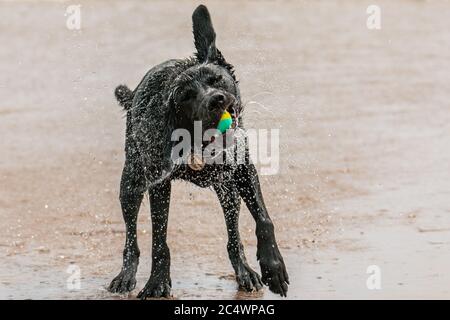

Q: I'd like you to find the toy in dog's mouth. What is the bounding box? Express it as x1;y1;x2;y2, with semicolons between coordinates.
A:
188;104;241;171
226;103;240;129
210;103;240;142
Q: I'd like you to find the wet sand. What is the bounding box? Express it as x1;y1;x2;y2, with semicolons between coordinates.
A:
0;0;449;299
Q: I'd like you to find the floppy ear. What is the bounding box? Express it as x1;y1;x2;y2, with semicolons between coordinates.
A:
130;90;176;186
160;95;177;175
192;5;218;62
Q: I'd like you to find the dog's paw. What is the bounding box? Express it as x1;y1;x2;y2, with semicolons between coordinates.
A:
236;263;263;292
258;248;289;297
108;269;137;293
137;276;171;299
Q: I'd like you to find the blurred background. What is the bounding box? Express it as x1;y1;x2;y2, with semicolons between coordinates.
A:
0;0;449;299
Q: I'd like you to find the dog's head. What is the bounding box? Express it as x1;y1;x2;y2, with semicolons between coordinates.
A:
169;5;241;135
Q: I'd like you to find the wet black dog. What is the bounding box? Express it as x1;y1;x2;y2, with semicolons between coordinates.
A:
108;5;288;299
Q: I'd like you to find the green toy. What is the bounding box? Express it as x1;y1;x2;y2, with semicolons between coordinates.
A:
217;111;233;133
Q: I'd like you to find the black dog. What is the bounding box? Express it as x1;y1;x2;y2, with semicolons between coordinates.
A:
108;5;288;298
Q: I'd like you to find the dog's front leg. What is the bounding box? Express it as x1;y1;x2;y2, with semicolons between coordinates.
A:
137;179;172;299
109;162;146;294
235;164;289;297
214;182;263;292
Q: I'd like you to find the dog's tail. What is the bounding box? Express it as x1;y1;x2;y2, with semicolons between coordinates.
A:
114;85;134;111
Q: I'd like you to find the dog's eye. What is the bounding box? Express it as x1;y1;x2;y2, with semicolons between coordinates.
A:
176;88;196;103
206;75;223;86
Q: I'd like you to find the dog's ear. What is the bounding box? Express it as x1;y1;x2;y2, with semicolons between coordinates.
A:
192;5;218;62
161;96;177;175
192;5;237;81
131;91;177;186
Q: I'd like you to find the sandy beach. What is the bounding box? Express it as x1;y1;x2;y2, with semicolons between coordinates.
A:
0;0;449;299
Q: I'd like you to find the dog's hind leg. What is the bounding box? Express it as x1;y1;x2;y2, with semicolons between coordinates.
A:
235;163;289;297
109;161;146;294
214;182;263;292
137;179;172;299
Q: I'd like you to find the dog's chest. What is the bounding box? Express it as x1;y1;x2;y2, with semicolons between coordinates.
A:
173;164;235;188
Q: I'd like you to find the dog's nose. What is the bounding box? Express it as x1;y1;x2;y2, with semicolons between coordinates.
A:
209;93;226;110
